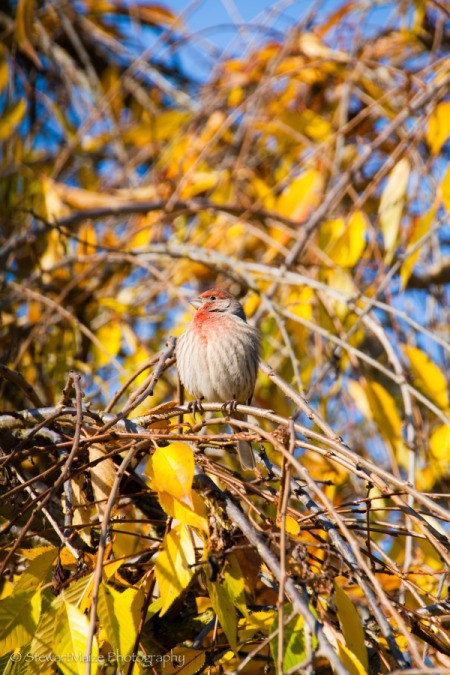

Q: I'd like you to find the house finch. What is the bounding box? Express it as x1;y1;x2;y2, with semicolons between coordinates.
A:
176;288;260;469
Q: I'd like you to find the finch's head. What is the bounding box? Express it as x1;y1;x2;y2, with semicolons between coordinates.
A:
191;288;247;320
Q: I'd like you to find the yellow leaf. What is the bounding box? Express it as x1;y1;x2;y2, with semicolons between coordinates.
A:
15;0;42;68
337;641;368;675
0;99;26;141
158;491;209;533
338;211;367;265
51;183;116;209
242;610;276;636
93;322;122;368
348;380;406;463
252;176;276;210
180;171;221;199
400;208;435;289
334;580;369;671
426;102;450;155
89;444;117;519
161;646;205;675
70;474;94;546
404;345;449;410
39;229;68;273
378;158;410;264
278;109;332;142
298;32;346;60
135;4;182;28
0;581;12;600
322;268;358;320
151;443;195;506
276;514;300;536
286;287;314;321
0;57;9;95
320;211;367;266
60;572;95;614
0;590;41;653
440;163;450;211
228;86;244;107
29;577;95;673
243;294;261;319
112;519;150;559
41;177;69;222
222;555;247;616
365;381;402;442
424;425;450;486
97;584;143;658
124;110;191;145
430;425;450;462
53;601;99;675
16;546;58;561
16;547;59;593
102;557;126;581
155;524;196;615
76;223;97;257
285;514;301;535
276;169;323;222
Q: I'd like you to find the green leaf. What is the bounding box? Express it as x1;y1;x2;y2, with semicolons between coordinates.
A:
205;576;237;655
271;610;310;672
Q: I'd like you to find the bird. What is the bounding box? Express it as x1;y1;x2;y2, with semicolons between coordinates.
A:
176;288;261;469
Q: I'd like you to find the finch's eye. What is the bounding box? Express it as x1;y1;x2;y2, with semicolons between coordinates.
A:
209;296;217;301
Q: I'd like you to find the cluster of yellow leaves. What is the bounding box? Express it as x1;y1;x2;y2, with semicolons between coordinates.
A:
348;343;449;491
148;443;208;617
0;547;100;674
319;211;367;267
148;443;208;535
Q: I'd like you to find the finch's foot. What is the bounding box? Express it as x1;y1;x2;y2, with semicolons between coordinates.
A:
221;399;238;417
187;398;204;419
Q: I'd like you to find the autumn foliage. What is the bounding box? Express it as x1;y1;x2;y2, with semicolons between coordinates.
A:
1;0;450;673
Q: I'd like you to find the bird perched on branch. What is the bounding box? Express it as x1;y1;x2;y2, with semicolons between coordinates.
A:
176;288;260;469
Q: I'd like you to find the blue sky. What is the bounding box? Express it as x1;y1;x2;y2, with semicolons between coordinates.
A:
147;1;397;79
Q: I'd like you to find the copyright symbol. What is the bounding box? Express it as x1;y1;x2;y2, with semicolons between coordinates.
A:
10;653;22;663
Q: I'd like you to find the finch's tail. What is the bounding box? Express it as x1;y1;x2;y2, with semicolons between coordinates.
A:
233;401;256;469
237;438;255;469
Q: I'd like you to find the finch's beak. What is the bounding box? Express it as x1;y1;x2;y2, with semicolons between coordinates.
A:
190;297;202;309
